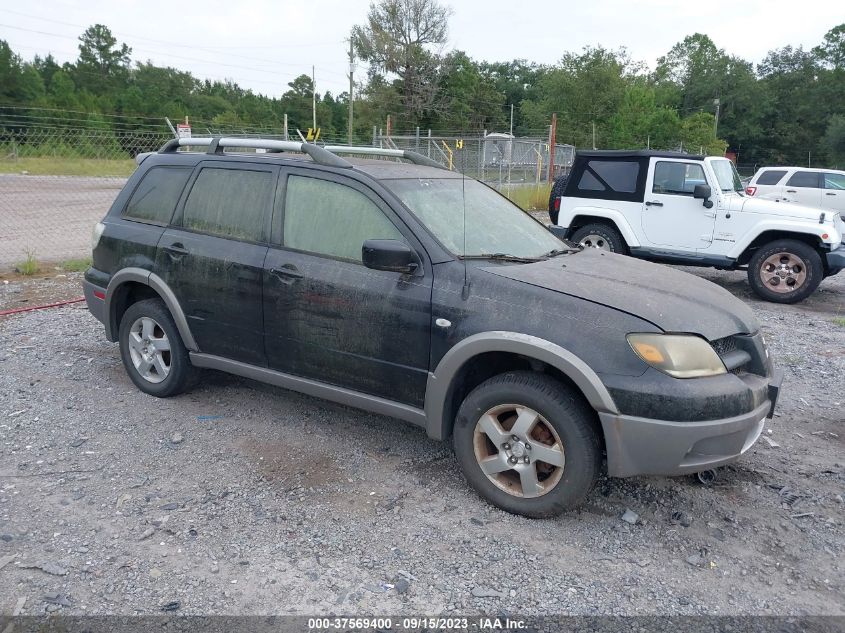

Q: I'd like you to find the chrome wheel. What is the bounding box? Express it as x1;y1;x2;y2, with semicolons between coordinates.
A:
578;234;611;251
472;404;565;498
759;252;807;294
127;316;171;383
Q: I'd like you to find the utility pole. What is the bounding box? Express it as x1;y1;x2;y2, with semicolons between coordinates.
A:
509;103;514;136
547;113;557;183
283;113;288;141
592;121;596;150
713;98;720;139
312;65;317;131
347;39;354;145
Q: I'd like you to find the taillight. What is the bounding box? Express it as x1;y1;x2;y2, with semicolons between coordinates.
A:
746;186;757;196
554;198;561;211
91;222;106;250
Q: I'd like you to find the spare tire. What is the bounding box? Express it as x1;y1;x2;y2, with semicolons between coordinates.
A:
548;175;569;225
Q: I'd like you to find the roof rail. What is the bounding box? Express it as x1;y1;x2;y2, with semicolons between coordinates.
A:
158;137;352;168
323;145;446;170
158;138;448;170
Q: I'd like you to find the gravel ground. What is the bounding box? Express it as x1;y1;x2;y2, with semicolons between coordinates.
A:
0;269;843;617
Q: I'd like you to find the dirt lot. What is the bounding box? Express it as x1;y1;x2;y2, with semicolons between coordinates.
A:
0;268;843;617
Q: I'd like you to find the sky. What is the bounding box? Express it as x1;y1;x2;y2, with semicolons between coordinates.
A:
0;0;840;99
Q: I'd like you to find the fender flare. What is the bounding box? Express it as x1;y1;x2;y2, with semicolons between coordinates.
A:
423;331;619;440
727;222;834;260
104;267;198;351
565;207;641;248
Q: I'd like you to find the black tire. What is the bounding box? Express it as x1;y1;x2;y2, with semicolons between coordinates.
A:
118;298;196;397
570;223;626;253
453;371;601;518
747;239;823;304
547;175;568;225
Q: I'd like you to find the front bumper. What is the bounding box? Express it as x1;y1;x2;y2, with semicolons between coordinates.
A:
826;244;845;274
599;367;782;477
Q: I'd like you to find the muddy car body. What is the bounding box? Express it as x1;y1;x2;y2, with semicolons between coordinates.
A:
84;138;782;517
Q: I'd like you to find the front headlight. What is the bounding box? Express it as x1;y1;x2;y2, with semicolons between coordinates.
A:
627;333;726;379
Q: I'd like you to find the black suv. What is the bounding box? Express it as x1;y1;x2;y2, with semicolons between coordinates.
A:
84;137;782;518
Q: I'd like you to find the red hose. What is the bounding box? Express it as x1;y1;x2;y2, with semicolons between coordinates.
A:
0;297;86;317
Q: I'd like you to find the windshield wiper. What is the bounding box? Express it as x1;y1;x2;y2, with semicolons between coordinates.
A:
543;247;580;257
462;253;544;263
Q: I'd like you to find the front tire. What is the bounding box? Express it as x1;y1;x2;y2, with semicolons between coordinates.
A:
570;223;625;253
453;371;601;518
118;298;195;397
747;239;823;304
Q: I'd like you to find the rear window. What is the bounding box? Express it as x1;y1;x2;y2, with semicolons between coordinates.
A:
756;170;786;185
123;166;191;224
786;171;821;188
181;167;273;242
577;160;639;194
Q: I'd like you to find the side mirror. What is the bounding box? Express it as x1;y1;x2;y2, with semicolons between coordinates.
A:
362;239;418;274
693;184;714;209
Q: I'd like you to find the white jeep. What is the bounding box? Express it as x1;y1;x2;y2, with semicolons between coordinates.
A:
550;150;845;303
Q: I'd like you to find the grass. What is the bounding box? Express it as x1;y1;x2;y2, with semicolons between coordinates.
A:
0;156;135;177
57;257;92;273
833;317;845;327
501;183;552;211
15;250;40;276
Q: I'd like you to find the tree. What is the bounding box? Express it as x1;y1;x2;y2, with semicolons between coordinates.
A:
813;24;845;69
824;115;845;165
351;0;452;125
75;24;131;95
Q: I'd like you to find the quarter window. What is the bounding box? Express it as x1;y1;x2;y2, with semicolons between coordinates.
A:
823;173;845;190
652;162;706;196
282;175;403;262
123;167;191;224
785;171;821;188
577;160;639;193
181;168;272;242
756;170;786;185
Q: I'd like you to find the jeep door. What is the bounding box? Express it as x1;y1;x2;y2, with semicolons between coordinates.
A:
155;162;274;366
641;158;716;249
263;170;433;407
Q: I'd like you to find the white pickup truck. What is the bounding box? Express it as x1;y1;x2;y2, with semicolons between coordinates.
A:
550;150;845;303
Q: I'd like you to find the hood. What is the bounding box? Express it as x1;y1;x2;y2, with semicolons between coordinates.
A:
480;249;758;341
725;193;827;220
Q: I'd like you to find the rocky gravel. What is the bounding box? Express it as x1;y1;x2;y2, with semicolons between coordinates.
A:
0;269;843;617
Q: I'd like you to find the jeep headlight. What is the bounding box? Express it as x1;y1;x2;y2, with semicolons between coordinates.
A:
627;333;726;378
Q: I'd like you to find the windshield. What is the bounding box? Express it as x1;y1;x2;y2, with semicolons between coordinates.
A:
711;159;743;193
385;178;563;258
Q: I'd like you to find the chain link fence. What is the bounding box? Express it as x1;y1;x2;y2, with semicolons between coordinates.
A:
0;114;576;269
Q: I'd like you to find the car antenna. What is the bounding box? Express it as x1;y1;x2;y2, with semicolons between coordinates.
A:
460;138;471;300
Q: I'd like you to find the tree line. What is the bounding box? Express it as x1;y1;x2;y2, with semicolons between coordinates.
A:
1;2;844;167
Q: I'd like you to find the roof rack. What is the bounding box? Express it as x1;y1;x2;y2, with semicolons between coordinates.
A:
323;145;445;169
158;137;448;171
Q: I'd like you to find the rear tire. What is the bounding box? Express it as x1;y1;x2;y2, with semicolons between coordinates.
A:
118;298;196;397
571;223;625;253
747;239;823;304
453;371;601;518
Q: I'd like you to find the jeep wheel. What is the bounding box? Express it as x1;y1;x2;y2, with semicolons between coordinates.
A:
570;223;625;253
453;371;601;518
118;298;196;397
747;239;823;304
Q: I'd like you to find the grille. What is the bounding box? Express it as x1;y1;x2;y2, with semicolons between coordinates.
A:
710;336;737;356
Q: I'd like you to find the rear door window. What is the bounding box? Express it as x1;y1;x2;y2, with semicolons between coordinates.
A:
823;173;845;190
181;167;273;242
123;166;191;224
756;170;787;185
786;171;822;188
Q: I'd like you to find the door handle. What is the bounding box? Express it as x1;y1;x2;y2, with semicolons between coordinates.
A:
163;242;189;260
786;189;797;193
826;192;836;196
645;200;663;207
269;265;303;284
